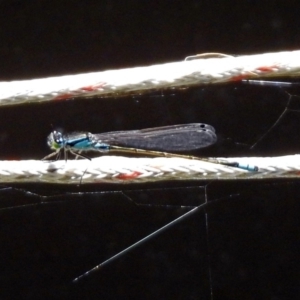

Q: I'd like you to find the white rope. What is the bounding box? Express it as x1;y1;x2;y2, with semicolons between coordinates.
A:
0;155;300;184
1;50;300;107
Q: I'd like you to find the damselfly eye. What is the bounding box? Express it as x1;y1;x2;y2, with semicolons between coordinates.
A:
47;131;64;150
53;131;63;144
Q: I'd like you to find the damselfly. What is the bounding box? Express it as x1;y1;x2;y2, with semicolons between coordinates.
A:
45;123;258;171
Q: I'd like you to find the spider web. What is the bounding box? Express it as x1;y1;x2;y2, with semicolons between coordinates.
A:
0;82;300;299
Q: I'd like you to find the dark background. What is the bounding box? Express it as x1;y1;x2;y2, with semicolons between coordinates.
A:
0;1;300;299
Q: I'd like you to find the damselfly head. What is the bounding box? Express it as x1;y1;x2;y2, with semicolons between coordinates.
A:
47;131;64;150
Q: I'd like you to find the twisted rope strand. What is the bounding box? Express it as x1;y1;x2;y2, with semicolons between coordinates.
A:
1;50;300;107
0;155;299;184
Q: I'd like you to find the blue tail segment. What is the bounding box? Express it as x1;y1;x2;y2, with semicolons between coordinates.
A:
224;162;259;172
